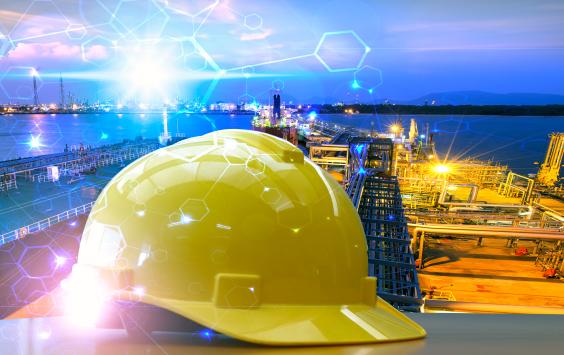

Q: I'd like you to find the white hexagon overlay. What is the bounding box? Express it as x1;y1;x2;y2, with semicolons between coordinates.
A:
314;30;371;72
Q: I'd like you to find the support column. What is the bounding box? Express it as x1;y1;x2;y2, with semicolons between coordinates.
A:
418;231;425;270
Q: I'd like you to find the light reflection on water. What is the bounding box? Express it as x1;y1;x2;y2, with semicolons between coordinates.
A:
0;113;251;161
317;114;564;174
0;113;562;174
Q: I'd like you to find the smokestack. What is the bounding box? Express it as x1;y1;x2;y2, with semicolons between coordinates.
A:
273;94;281;120
59;74;65;109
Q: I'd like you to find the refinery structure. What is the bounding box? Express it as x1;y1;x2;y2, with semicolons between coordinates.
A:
0;94;563;320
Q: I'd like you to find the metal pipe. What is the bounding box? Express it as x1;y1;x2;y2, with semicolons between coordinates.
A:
410;223;564;241
411;223;562;232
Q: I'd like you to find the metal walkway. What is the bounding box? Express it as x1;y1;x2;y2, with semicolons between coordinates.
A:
346;137;422;310
358;176;422;310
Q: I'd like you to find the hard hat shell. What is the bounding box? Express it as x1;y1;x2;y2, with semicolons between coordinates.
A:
75;129;425;345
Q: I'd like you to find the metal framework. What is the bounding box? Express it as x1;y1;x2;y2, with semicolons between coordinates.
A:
346;137;422;310
309;144;349;184
357;176;422;309
537;133;564;187
498;172;536;205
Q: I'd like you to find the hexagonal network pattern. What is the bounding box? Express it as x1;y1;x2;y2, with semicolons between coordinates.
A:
9;0;71;41
179;199;210;222
224;286;259;308
433;118;471;134
314;30;371;72
0;216;85;319
0;0;384;109
0;32;14;57
0;66;44;102
184;52;208;71
353;65;383;91
78;0;122;27
271;80;284;91
65;24;87;40
80;222;126;267
243;13;263;31
110;0;169;39
238;93;255;104
260;186;282;205
245;156;266;175
241;65;255;78
17;246;59;278
163;0;219;17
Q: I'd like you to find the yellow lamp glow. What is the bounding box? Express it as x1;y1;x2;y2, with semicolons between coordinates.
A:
433;164;450;174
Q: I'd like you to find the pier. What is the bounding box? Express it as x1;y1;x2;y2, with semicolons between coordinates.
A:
1;122;563;315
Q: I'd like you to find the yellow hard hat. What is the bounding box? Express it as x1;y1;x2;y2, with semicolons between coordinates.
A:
68;129;425;345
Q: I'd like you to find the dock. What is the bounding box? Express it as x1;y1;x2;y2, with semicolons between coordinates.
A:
0;122;563;316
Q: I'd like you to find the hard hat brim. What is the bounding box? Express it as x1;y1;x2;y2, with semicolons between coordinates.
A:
117;292;426;345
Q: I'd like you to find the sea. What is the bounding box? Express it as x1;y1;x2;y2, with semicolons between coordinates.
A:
0;113;562;174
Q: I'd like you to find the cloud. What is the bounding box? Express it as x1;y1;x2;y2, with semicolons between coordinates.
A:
239;28;272;41
7;42;81;60
84;44;109;60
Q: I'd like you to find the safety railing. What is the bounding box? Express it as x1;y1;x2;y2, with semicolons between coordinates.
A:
0;201;95;246
29;147;158;183
0;179;17;191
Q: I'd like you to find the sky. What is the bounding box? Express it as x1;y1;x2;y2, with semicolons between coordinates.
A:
0;0;563;105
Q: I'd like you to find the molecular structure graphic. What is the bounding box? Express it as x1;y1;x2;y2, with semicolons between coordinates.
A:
0;0;383;104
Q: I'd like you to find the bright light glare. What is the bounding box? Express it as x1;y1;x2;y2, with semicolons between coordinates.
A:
123;52;173;102
30;68;39;77
38;330;51;340
61;270;108;327
390;124;400;133
28;135;43;149
433;164;450;174
133;287;145;297
55;256;67;268
129;56;170;87
181;214;193;224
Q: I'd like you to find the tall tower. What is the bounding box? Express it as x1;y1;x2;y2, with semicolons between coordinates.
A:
31;68;39;106
59;74;65;109
273;94;281;120
408;118;418;143
537;133;564;187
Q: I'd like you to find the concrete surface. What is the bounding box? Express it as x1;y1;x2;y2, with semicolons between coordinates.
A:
0;314;562;354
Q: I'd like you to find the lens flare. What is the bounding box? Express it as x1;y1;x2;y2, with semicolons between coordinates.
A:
433;164;451;174
61;268;108;327
28;135;43;149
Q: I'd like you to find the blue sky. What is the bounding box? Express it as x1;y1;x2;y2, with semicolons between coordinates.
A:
0;0;563;104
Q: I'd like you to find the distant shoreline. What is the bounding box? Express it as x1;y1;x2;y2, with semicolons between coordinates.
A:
313;104;564;116
1;105;564;117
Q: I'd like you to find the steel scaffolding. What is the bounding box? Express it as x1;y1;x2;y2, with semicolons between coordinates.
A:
357;176;422;310
347;137;422;311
